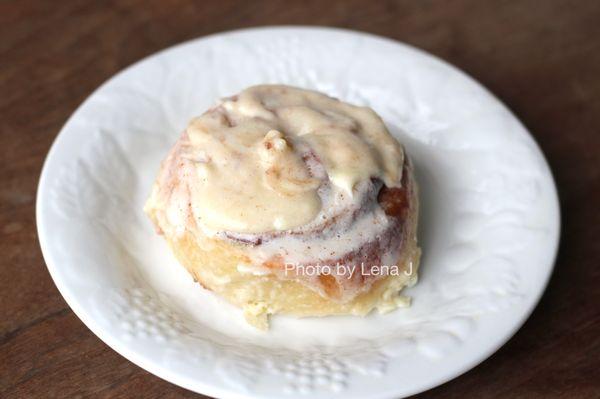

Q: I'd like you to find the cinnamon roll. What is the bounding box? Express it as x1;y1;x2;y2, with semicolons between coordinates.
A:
145;85;420;329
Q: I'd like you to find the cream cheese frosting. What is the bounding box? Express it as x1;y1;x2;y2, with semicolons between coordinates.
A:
180;85;404;233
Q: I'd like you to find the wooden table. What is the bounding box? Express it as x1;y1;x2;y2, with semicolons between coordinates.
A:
2;1;599;397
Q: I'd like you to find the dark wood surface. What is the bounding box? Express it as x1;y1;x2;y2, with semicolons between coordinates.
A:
2;1;599;398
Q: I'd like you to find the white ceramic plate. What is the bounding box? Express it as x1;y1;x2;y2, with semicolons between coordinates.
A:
37;27;560;399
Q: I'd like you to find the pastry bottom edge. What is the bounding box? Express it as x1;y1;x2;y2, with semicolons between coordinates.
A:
167;231;421;330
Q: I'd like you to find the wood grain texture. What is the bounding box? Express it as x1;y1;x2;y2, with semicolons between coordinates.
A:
1;0;599;397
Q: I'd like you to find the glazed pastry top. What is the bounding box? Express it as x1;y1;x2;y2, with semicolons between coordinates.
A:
177;85;404;233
